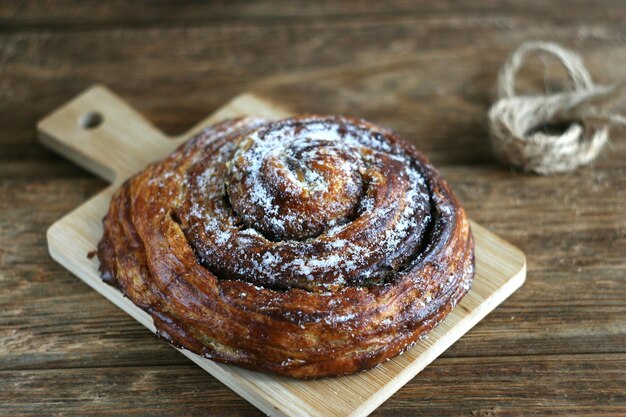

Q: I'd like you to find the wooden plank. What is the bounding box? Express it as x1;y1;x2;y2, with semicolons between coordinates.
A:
2;354;625;417
2;19;625;175
37;85;525;417
2;0;626;30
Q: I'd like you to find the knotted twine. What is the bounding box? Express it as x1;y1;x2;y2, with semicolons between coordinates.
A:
488;41;626;174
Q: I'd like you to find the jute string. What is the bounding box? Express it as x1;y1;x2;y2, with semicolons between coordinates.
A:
488;41;626;174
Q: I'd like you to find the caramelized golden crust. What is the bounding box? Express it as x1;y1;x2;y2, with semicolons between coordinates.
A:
97;116;475;378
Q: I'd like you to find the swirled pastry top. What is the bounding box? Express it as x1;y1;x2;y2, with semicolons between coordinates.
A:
97;115;475;378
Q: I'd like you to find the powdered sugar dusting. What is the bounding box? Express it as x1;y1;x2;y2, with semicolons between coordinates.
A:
177;116;434;292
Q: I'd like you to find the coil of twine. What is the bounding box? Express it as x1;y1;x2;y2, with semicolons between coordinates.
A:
488;41;626;174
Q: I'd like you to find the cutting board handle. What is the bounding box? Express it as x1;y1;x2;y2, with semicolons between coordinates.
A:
38;85;291;185
37;85;173;183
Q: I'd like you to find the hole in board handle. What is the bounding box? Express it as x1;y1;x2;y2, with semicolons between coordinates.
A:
80;111;104;129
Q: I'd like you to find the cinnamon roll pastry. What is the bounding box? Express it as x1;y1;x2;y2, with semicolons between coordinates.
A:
97;115;474;378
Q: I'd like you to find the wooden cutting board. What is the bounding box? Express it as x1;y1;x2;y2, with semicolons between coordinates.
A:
38;85;526;417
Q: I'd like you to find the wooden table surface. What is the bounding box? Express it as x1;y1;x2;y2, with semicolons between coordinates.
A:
1;1;625;416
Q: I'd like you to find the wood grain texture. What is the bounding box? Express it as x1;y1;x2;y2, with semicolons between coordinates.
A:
38;85;524;417
1;1;625;416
